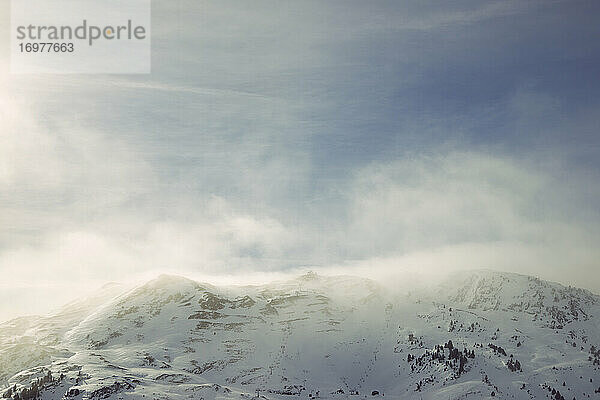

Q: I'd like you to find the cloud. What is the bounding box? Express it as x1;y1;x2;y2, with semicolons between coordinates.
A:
0;195;301;320
347;152;543;253
3;145;598;320
323;151;600;289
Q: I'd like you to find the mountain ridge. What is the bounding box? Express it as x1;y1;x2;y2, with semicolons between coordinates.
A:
1;269;599;400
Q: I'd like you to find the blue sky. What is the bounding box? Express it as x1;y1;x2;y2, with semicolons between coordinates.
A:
1;0;600;320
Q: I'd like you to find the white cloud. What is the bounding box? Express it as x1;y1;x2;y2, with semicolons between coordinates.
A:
322;151;600;289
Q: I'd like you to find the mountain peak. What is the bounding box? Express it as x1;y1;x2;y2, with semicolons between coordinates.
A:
142;274;200;289
437;269;598;327
298;270;319;281
2;270;600;400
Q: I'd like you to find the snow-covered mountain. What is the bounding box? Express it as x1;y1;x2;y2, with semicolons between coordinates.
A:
1;271;599;400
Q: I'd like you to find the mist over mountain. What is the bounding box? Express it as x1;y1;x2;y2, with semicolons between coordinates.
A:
1;270;599;400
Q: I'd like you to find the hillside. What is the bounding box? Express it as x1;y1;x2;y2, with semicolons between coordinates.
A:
1;271;599;400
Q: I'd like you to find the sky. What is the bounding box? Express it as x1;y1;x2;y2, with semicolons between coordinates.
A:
1;0;600;321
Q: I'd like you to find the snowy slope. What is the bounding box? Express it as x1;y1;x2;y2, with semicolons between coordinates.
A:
0;282;126;385
1;271;599;400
